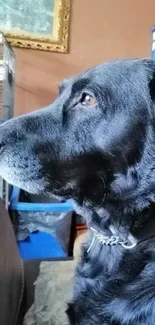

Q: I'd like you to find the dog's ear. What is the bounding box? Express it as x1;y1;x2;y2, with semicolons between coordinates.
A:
58;79;68;95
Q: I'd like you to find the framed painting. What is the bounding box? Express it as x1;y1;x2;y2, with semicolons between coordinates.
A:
0;0;70;53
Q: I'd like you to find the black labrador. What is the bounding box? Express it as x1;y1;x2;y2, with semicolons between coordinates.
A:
1;59;155;324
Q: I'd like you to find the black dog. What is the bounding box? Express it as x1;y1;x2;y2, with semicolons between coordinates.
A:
1;59;155;324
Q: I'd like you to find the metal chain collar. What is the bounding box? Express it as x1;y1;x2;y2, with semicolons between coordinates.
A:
87;227;137;253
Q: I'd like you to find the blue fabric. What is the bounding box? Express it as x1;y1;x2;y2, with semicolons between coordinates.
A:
17;231;66;259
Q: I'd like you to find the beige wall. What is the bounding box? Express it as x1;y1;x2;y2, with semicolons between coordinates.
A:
14;0;155;116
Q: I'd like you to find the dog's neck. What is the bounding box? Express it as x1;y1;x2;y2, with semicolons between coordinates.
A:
74;134;155;252
81;205;155;280
87;213;155;254
86;202;155;255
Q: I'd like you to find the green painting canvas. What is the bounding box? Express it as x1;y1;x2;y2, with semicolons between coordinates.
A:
0;0;55;37
0;0;70;53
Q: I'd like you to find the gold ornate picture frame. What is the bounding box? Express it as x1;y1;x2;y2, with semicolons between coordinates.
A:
0;0;70;53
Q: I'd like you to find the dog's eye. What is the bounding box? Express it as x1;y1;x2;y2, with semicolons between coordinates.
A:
80;93;96;106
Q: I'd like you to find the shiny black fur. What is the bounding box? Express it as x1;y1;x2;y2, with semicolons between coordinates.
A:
0;59;155;324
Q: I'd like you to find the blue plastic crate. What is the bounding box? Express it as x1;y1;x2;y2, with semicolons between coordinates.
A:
9;186;73;212
9;187;73;260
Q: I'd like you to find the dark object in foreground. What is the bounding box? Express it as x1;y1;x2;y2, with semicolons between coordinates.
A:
0;199;23;325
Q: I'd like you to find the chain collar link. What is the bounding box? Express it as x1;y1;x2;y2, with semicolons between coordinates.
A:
87;227;137;253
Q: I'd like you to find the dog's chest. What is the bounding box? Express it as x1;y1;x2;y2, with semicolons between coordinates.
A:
67;242;155;325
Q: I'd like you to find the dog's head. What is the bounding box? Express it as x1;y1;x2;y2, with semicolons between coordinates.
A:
0;59;155;227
